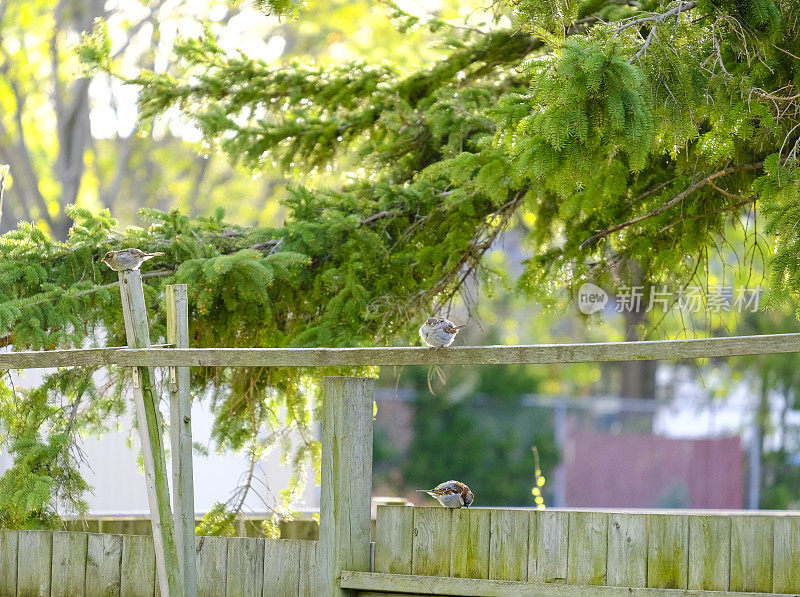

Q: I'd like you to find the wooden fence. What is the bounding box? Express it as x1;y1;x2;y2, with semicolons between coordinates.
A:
0;530;318;597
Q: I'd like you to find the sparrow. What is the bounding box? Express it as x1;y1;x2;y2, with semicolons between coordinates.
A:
419;316;466;348
101;249;164;271
416;480;474;508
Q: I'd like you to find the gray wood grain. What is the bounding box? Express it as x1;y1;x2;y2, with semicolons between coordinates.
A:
318;377;373;597
51;531;87;597
567;511;607;586
119;270;183;597
607;513;647;588
451;508;490;579
85;533;122;597
773;515;800;593
298;540;318;597
412;508;452;577
263;539;300;597
730;516;773;592
0;530;18;597
196;536;227;597
120;534;155;597
688;515;730;591
489;509;529;582
647;514;688;589
225;537;264;597
16;530;52;597
374;505;414;574
166;284;198;597
5;333;800;369
531;510;568;584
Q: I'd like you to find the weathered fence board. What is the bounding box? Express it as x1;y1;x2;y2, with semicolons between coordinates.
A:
120;534;156;597
647;514;688;589
488;509;528;582
17;530;52;597
450;508;490;580
412;508;451;577
5;332;800;369
196;536;227;597
0;530;18;597
688;515;730;591
225;537;263;597
606;513;647;588
298;539;318;597
772;516;800;593
731;516;773;593
51;532;88;597
375;505;414;575
85;533;122;597
567;511;607;586
263;539;300;597
531;510;569;584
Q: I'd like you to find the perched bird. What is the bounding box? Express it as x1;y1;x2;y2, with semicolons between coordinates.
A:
101;249;164;272
419;316;466;348
416;480;474;508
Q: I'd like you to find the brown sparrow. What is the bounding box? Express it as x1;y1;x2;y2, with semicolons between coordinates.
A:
419;316;466;348
416;480;474;508
101;248;164;271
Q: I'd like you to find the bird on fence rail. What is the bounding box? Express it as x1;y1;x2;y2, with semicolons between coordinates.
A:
101;248;165;271
416;480;474;508
419;316;466;348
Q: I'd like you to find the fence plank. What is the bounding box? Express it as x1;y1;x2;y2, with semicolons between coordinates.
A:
120;534;156;597
647;514;688;589
16;530;52;597
196;536;227;597
0;530;18;597
530;510;568;584
166;283;198;597
730;516;773;592
298;540;318;597
489;510;529;582
451;508;490;579
225;537;264;597
119;270;183;597
86;533;122;597
263;539;300;597
567;511;607;586
607;513;647;588
319;377;374;597
688;515;730;591
773;516;800;593
412;508;452;577
51;531;87;597
375;505;414;574
9;333;800;369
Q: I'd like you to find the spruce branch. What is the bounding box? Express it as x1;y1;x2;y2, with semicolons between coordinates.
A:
613;1;698;63
580;161;765;250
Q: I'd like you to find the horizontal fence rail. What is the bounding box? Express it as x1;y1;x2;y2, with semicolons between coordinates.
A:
371;505;800;596
0;530;318;597
2;333;800;369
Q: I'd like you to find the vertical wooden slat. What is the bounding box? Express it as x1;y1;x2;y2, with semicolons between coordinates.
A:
412;507;452;577
647;514;688;589
225;537;264;597
298;540;318;597
196;536;227;597
0;530;18;597
120;534;156;597
374;505;413;574
567;511;607;586
774;516;800;593
489;510;529;581
451;508;490;579
607;513;647;588
166;284;198;597
86;533;122;597
531;510;568;584
318;377;373;597
119;270;183;597
16;530;52;597
263;539;300;597
688;515;730;591
51;531;88;597
731;516;773;592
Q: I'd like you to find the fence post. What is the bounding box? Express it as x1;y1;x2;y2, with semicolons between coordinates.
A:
166;284;198;597
318;377;374;597
118;270;184;597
